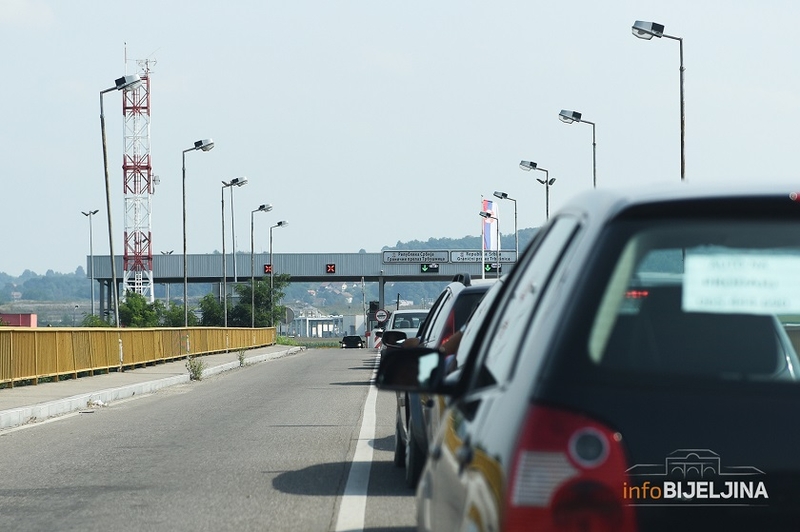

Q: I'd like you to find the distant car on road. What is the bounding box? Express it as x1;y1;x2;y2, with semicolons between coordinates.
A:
339;335;364;349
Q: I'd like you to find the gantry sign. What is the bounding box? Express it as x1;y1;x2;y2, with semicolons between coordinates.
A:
382;250;517;264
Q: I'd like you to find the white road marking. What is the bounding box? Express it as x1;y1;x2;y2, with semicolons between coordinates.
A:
334;352;380;532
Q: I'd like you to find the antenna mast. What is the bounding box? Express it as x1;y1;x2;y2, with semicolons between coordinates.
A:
121;57;157;301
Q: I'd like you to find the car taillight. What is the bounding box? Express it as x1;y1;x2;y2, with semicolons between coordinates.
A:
504;405;635;532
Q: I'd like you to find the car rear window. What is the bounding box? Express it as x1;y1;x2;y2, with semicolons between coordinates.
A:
579;219;800;381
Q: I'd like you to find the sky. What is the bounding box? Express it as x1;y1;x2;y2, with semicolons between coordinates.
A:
2;0;799;277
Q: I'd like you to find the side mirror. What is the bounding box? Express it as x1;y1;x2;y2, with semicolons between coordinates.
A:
375;347;448;392
374;330;383;339
381;330;407;347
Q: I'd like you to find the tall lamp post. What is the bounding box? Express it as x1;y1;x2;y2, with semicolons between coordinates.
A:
558;109;597;188
100;74;142;328
221;177;248;327
250;204;273;328
182;138;215;327
269;221;288;328
632;20;685;181
492;191;517;263
82;209;99;317
519;160;556;221
479;211;500;278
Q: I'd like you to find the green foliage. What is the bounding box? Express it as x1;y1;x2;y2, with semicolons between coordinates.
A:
118;291;160;327
185;356;206;380
199;294;224;326
161;301;190;327
82;314;111;327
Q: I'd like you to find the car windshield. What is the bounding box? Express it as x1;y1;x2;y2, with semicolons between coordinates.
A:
579;219;800;381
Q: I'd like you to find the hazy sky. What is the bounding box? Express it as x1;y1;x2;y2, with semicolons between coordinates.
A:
2;1;799;277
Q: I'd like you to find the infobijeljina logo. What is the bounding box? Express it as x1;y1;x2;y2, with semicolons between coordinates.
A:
624;449;768;506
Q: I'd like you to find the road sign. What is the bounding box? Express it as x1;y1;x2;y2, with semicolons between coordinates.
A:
375;309;389;322
263;264;272;274
382;250;449;263
450;250;517;263
420;263;440;273
484;264;501;273
326;263;336;273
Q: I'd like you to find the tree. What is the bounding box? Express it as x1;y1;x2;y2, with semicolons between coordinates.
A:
118;291;160;327
227;273;291;327
82;314;111;327
198;294;223;326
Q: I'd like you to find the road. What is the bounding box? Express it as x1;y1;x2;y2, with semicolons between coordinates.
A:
0;348;416;532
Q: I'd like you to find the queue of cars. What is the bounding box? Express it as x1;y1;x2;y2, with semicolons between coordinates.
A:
377;184;800;531
381;274;497;488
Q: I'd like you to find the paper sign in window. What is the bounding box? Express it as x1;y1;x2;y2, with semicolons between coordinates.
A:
683;254;800;314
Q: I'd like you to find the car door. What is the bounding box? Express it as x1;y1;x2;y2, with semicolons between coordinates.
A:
421;216;582;532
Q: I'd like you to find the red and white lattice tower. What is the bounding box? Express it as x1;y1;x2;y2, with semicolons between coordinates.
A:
121;60;155;301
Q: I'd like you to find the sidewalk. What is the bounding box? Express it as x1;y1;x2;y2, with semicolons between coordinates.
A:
0;344;304;431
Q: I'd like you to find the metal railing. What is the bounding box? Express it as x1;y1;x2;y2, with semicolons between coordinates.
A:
0;327;276;387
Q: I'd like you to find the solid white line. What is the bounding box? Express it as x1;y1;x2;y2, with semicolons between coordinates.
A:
334;353;379;532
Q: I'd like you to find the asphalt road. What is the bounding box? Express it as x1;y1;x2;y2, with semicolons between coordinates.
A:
0;348;416;532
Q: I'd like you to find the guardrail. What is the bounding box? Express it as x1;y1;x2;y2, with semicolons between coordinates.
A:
0;327;276;387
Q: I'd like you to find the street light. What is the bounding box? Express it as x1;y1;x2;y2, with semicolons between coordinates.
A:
558;109;597;188
493;191;518;261
82;209;99;317
632;20;685;180
519;160;556;221
182;138;215;327
251;203;273;328
100;74;142;328
479;211;500;278
269;221;288;328
221;177;248;327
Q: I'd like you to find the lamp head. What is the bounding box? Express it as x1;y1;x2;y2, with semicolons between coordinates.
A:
558;109;581;124
231;177;248;187
114;74;142;91
632;20;664;40
519;160;537;171
258;203;273;212
493;191;508;200
479;211;495;219
194;139;215;151
277;220;288;227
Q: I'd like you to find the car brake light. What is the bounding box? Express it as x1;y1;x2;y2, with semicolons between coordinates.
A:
504;405;636;532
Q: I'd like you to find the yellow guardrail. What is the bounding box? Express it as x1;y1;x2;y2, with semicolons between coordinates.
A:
0;327;276;387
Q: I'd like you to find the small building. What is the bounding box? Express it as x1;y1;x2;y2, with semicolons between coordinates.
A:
1;313;38;327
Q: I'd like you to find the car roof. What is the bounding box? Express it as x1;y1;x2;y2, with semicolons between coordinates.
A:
560;182;800;222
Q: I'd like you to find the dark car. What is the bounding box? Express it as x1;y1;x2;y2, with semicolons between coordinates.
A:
339;335;364;349
387;274;498;488
377;184;800;531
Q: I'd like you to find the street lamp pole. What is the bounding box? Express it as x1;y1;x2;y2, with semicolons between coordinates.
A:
221;177;248;327
182;139;215;327
82;209;99;317
632;20;685;180
269;221;288;328
250;204;273;328
519;160;556;221
493;191;518;261
558;110;597;188
100;74;141;328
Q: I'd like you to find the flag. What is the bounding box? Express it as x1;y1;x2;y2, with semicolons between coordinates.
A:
482;198;500;252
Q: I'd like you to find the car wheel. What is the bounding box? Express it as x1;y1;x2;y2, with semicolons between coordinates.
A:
393;413;406;467
405;419;425;488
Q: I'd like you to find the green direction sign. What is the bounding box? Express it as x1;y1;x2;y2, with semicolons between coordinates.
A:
485;264;501;273
420;263;440;273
